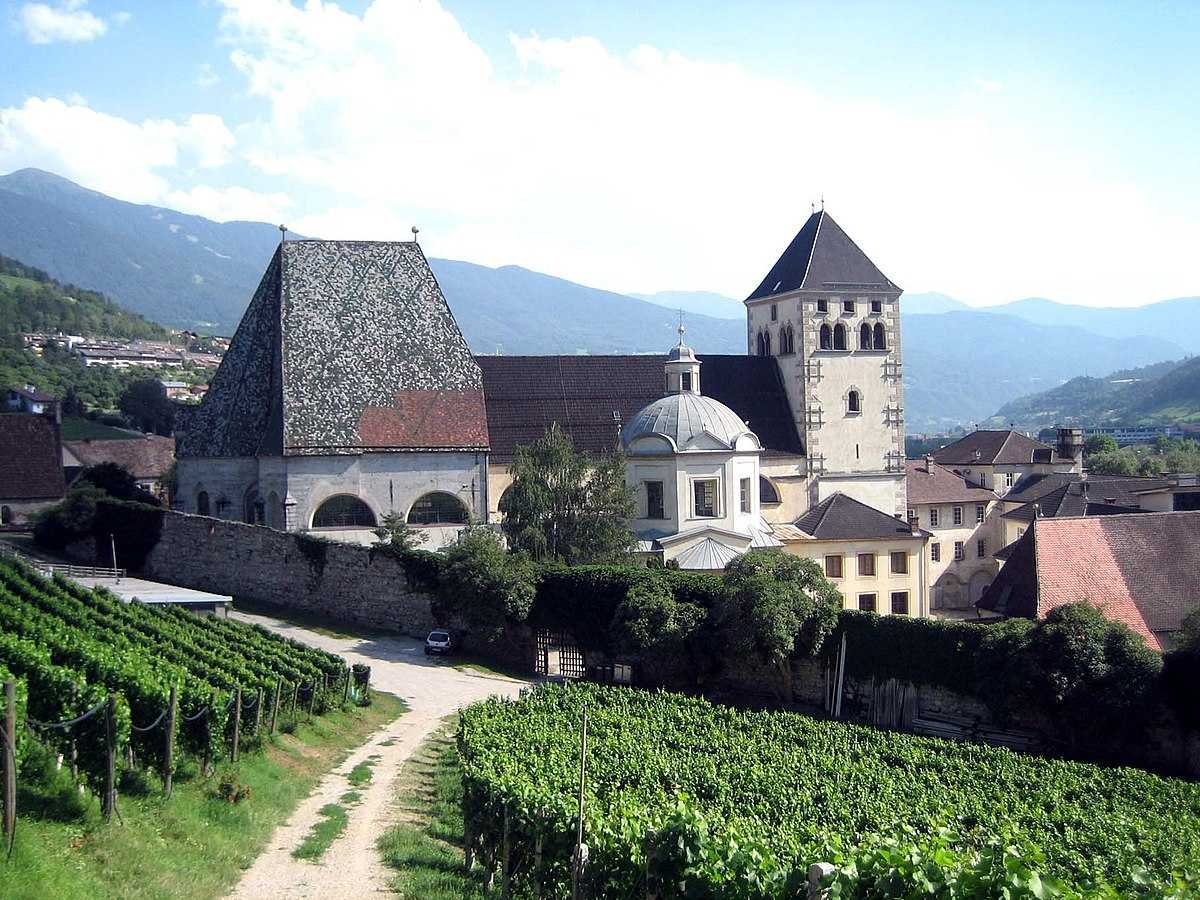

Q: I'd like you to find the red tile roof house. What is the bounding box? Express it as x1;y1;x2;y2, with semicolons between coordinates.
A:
0;412;67;528
978;511;1200;650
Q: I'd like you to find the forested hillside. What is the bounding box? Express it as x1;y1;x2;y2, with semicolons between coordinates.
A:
988;356;1200;430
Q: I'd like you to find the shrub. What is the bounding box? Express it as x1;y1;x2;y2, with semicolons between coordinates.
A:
433;527;536;637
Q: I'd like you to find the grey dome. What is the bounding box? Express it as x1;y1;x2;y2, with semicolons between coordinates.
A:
621;392;758;451
665;342;698;363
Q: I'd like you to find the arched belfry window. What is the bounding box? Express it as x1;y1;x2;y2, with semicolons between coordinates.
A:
874;322;887;350
859;322;872;350
313;494;377;528
778;326;788;354
847;389;862;415
833;323;848;351
408;491;469;526
196;491;210;517
763;331;772;355
756;332;766;356
819;324;832;350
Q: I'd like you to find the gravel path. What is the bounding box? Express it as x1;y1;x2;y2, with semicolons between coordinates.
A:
227;613;526;899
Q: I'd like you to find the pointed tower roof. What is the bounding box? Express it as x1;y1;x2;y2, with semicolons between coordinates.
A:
179;240;488;458
746;210;899;301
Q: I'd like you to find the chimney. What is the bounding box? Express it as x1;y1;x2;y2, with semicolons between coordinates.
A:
923;454;933;473
1033;502;1041;519
1057;426;1084;463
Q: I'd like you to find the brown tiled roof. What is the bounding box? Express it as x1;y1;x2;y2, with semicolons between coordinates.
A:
932;430;1068;466
64;435;175;480
978;511;1200;651
1002;482;1147;522
0;413;66;502
793;492;925;541
905;459;996;505
1005;472;1169;506
477;354;803;463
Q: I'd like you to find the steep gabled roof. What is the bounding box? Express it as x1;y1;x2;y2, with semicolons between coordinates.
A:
64;435;175;480
932;430;1067;467
905;459;996;505
979;511;1200;650
746;211;900;301
179;240;488;457
0;413;65;502
793;492;922;541
477;354;803;463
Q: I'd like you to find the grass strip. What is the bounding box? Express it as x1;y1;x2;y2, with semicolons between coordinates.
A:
377;719;485;900
292;803;349;861
346;760;375;787
0;691;406;900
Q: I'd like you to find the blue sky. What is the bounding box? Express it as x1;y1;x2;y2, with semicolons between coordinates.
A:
2;0;1198;307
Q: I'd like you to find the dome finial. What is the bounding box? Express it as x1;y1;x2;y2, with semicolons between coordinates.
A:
677;309;686;346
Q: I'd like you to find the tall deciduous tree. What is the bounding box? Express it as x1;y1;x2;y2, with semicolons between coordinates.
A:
499;423;636;563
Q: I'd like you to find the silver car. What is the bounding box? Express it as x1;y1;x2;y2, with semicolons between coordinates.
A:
425;629;453;656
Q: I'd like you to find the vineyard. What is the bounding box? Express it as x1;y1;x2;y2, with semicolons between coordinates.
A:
459;683;1200;898
0;557;360;824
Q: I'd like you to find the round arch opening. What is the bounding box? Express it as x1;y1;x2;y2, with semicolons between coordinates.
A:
407;491;469;526
312;494;377;529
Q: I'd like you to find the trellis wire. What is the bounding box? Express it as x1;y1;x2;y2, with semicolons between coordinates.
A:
130;709;168;734
27;699;107;733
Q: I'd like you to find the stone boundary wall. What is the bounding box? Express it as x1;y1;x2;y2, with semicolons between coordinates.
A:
118;510;438;636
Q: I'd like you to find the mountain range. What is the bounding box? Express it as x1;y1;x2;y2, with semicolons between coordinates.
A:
1;167;1195;432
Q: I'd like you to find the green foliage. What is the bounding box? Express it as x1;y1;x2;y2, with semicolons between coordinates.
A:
1084;433;1119;455
296;533;332;576
460;683;1200;898
1086;436;1200;476
499;423;636;563
433;527;536;636
33;481;107;550
612;577;706;655
372;510;428;551
0;254;167;341
118;378;176;436
720;551;840;665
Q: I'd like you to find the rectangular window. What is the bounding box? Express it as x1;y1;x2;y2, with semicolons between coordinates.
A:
954;541;964;561
906;507;915;522
976;504;986;524
891;591;909;615
952;506;963;526
858;553;876;576
980;473;986;487
681;371;692;392
977;539;987;559
890;551;908;575
929;508;939;527
770;303;778;322
816;299;828;313
858;593;877;613
645;480;664;520
1005;471;1014;488
739;477;751;513
825;554;843;578
930;542;941;562
693;479;718;517
1017;527;1026;538
871;300;882;314
842;300;854;314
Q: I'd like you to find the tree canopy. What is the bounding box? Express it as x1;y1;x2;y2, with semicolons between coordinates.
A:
498;423;636;564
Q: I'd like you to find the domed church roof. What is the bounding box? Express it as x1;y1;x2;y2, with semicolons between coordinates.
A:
621;391;758;452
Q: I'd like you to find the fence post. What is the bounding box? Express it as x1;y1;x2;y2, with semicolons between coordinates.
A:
253;688;264;737
307;681;317;716
102;694;117;821
342;667;351;706
533;833;544;900
231;687;242;764
270;677;282;734
501;807;512;898
3;681;15;855
163;685;177;798
290;682;299;722
68;683;79;780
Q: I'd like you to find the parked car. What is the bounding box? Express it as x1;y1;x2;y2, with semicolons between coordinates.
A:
425;629;454;656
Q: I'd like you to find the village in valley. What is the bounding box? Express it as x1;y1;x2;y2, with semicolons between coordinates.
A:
1;2;1199;898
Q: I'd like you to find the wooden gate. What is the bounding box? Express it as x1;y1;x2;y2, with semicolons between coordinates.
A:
535;630;585;679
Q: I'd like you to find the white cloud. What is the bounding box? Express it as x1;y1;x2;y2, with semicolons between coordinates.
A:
206;0;1200;307
165;184;291;223
19;0;107;44
196;63;220;88
0;97;235;202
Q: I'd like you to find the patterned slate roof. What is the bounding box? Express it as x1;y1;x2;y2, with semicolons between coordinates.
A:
477;354;803;463
0;413;66;501
746;211;900;301
793;492;924;541
980;512;1200;650
179;241;487;457
621;392;754;451
905;459;996;505
64;436;175;480
931;430;1068;467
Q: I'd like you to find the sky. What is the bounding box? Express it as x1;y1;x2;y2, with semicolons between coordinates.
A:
1;0;1198;308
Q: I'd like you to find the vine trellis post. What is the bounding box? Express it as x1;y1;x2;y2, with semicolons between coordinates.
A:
101;695;116;821
3;681;15;855
571;707;589;900
253;689;264;737
270;677;282;734
231;687;242;763
163;685;177;798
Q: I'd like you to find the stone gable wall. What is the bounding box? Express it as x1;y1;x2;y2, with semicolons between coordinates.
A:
133;510;437;636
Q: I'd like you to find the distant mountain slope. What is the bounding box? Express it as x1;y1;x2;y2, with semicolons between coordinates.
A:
431;260;744;354
987;356;1200;430
630;289;744;320
0;168;284;331
0;253;166;340
986;296;1200;353
900;292;969;314
902;311;1186;433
